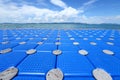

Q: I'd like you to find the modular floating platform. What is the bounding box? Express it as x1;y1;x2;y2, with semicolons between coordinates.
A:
0;29;120;80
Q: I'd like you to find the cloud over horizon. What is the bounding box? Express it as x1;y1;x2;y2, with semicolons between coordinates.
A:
50;0;67;9
0;0;120;24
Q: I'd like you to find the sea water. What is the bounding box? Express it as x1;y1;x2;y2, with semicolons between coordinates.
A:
0;23;120;29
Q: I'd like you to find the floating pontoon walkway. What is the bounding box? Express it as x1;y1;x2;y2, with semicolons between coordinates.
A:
0;29;120;80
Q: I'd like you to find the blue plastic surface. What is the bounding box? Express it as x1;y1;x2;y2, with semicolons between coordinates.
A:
36;43;57;51
57;51;94;76
13;44;37;51
0;43;18;50
59;44;79;51
13;76;45;80
64;76;95;80
17;52;56;76
0;51;27;72
87;48;120;76
0;29;120;80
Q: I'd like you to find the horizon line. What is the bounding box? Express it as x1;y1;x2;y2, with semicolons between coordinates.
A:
0;22;120;25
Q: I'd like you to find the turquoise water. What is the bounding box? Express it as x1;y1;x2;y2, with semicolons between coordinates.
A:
0;23;120;29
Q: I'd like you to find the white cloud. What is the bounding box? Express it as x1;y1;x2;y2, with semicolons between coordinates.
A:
83;0;97;6
0;3;79;23
50;0;67;9
79;0;97;12
0;0;120;24
75;15;120;24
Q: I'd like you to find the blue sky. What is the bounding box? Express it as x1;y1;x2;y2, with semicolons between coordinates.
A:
0;0;120;24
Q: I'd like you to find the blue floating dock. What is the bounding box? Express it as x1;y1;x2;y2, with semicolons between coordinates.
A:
13;76;45;80
0;29;120;80
17;52;55;76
